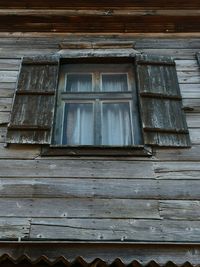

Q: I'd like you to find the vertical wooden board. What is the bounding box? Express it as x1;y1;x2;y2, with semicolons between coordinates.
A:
141;98;187;130
17;64;59;92
7;129;50;144
9;95;55;127
156;132;190;147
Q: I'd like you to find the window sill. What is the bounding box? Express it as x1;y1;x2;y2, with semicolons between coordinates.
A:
41;145;152;157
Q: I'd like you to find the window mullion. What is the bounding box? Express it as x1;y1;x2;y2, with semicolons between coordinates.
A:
94;99;101;145
94;71;101;145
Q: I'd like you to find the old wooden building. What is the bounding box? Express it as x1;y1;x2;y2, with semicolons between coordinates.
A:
0;1;200;266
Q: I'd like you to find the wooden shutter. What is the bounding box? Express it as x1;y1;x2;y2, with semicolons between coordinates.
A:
135;54;190;147
197;52;200;65
7;55;59;144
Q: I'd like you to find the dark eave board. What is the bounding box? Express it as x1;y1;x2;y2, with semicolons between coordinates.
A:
0;0;200;9
0;14;199;33
0;0;199;33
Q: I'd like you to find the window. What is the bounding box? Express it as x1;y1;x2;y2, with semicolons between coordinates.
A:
6;53;190;156
53;63;142;146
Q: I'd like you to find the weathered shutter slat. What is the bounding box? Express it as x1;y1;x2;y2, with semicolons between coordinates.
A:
7;55;59;144
136;54;190;147
196;52;200;66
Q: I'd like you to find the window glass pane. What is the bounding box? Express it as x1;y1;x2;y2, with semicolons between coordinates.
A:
101;74;128;92
102;102;133;145
66;74;92;92
63;103;94;145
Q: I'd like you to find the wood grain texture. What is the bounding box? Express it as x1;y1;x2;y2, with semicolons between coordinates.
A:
1;1;200;9
0;144;40;159
160;200;200;220
7;55;59;144
0;160;155;178
0;198;160;219
30;218;200;242
0;36;199;247
154;144;200;160
0;218;30;239
154;162;200;179
1;178;200;200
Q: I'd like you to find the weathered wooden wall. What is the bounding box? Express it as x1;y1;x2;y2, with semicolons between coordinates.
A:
0;37;199;252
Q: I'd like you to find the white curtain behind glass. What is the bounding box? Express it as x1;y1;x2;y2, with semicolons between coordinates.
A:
102;103;132;145
66;74;92;92
65;103;93;145
101;74;128;92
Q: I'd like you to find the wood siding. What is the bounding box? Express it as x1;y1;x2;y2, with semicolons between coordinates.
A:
0;37;199;251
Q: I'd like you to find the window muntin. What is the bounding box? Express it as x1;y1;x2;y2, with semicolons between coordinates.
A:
54;63;142;146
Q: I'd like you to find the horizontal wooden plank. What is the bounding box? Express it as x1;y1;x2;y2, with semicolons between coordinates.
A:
0;218;30;239
1;9;200;17
154;162;200;179
0;159;155;178
189;128;200;144
0;198;160;219
0;111;10;125
180;84;200;98
183;98;200;113
0;48;198;59
154;144;200;161
186;113;200;127
0;88;14;98
30;218;200;242
0;98;12;112
160;200;200;220
158;180;200;200
0;59;20;70
0;37;198;49
1;1;200;9
1;178;200;200
0;15;199;33
0;144;40;159
177;71;200;83
175;59;199;71
0;70;18;82
0;48;57;58
141;49;199;59
0;178;158;199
